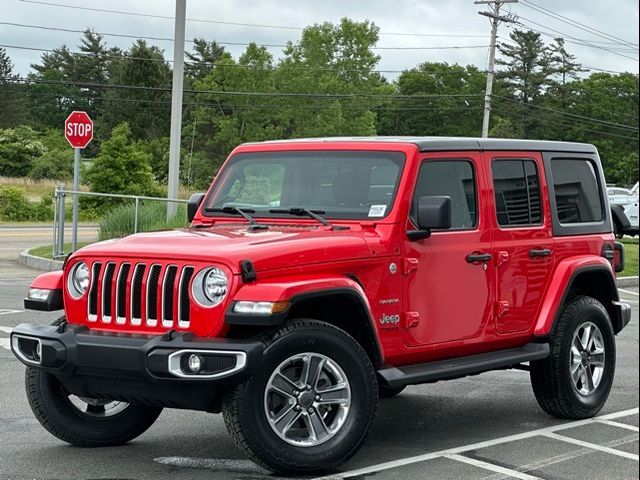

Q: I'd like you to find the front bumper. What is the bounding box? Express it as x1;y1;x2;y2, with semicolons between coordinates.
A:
10;323;264;412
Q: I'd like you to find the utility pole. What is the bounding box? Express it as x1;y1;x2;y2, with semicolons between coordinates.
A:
476;0;518;138
167;0;186;219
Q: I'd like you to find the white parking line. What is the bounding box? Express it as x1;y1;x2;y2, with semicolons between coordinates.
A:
0;309;22;316
0;338;10;350
541;432;639;461
619;288;639;296
596;419;640;432
444;454;543;480
314;407;640;479
0;326;14;334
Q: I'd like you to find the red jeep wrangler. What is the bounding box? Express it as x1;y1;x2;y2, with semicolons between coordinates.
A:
12;137;631;475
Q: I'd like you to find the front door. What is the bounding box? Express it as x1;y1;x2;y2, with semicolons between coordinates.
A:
403;152;495;346
487;152;554;333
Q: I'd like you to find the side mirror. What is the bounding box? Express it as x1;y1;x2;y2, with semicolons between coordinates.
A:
408;195;452;241
187;193;205;223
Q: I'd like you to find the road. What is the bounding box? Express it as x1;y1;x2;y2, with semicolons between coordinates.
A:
0;224;98;260
0;261;637;480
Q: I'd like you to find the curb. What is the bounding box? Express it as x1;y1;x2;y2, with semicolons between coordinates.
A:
18;249;63;271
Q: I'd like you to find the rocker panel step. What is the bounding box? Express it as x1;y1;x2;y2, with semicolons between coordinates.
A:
378;342;550;388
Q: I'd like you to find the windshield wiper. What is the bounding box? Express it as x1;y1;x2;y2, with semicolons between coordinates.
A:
269;207;334;228
204;206;268;230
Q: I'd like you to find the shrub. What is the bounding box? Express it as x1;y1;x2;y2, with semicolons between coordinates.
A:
98;201;187;240
0;185;53;221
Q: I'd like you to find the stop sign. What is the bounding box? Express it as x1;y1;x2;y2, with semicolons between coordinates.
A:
64;111;93;149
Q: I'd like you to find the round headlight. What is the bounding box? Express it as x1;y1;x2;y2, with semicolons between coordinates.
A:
68;261;90;298
192;267;228;307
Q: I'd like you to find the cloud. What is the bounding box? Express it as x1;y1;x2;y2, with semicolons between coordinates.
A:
2;0;638;78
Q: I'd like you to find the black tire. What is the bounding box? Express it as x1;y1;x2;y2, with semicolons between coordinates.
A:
613;218;624;239
530;295;616;419
379;384;406;398
222;319;378;476
26;367;162;447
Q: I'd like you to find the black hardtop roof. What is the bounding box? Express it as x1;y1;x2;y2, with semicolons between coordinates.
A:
245;136;597;154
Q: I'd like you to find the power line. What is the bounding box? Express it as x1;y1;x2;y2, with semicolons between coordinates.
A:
516;17;639;62
0;21;490;51
1;76;485;99
0;89;485;112
493;96;639;131
17;0;488;38
519;0;639;49
492;108;639;141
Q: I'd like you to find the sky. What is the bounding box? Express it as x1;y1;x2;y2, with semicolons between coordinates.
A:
1;0;638;80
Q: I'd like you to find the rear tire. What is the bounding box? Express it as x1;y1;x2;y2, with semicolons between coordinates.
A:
530;296;616;419
222;319;378;475
613;219;624;239
26;367;162;447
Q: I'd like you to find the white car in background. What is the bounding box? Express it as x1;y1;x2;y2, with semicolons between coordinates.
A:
609;182;639;238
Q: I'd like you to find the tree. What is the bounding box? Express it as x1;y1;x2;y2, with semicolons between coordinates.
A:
185;38;226;80
377;62;485;137
496;29;555;138
99;41;172;141
83;123;161;208
547;37;584;107
0;126;45;177
0;48;26;128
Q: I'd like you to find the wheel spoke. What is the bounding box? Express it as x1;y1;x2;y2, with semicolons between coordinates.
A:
301;355;325;389
273;405;301;435
580;324;592;351
589;352;605;367
305;411;330;442
317;383;350;405
571;363;584;385
271;373;299;396
583;366;595;392
573;336;584;353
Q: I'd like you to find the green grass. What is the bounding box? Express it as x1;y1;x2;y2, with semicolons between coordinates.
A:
620;238;639;277
29;242;90;259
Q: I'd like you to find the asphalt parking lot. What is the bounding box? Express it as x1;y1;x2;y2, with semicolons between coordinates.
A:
0;263;637;480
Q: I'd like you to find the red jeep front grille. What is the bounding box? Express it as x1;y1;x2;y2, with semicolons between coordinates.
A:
87;261;195;329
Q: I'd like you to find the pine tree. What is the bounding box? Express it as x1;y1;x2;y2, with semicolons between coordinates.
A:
547;37;585;107
185;38;225;80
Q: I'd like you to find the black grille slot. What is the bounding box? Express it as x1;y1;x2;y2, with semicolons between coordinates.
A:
102;263;116;319
131;264;146;320
116;263;131;320
163;266;178;324
147;265;161;322
88;263;101;318
179;267;194;325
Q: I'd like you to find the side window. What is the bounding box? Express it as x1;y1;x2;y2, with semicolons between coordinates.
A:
492;159;542;227
551;159;603;224
412;160;477;230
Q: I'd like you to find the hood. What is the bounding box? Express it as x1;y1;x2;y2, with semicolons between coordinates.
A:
75;224;373;274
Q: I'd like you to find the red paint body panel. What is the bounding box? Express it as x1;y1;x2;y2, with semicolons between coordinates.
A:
38;139;616;369
30;271;63;291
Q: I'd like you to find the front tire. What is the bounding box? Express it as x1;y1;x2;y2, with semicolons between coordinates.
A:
222;319;378;475
530;296;616;419
26;367;162;447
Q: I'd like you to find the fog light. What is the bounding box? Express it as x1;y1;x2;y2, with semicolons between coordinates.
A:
187;353;202;373
34;341;42;362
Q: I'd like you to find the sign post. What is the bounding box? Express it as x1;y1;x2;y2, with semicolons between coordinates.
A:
64;111;93;252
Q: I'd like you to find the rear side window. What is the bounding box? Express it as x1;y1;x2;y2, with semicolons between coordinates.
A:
551;159;603;224
492;159;542;226
412;160;477;229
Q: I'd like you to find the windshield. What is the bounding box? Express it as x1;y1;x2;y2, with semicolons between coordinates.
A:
204;151;405;220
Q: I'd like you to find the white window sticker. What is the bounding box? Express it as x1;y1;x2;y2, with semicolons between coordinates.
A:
368;204;387;218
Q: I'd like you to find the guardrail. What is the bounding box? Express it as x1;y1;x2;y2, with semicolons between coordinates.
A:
53;185;188;259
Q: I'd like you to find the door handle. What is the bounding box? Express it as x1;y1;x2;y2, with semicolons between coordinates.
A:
466;252;492;263
529;248;552;258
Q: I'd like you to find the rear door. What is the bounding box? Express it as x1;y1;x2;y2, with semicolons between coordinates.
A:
487;151;554;334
